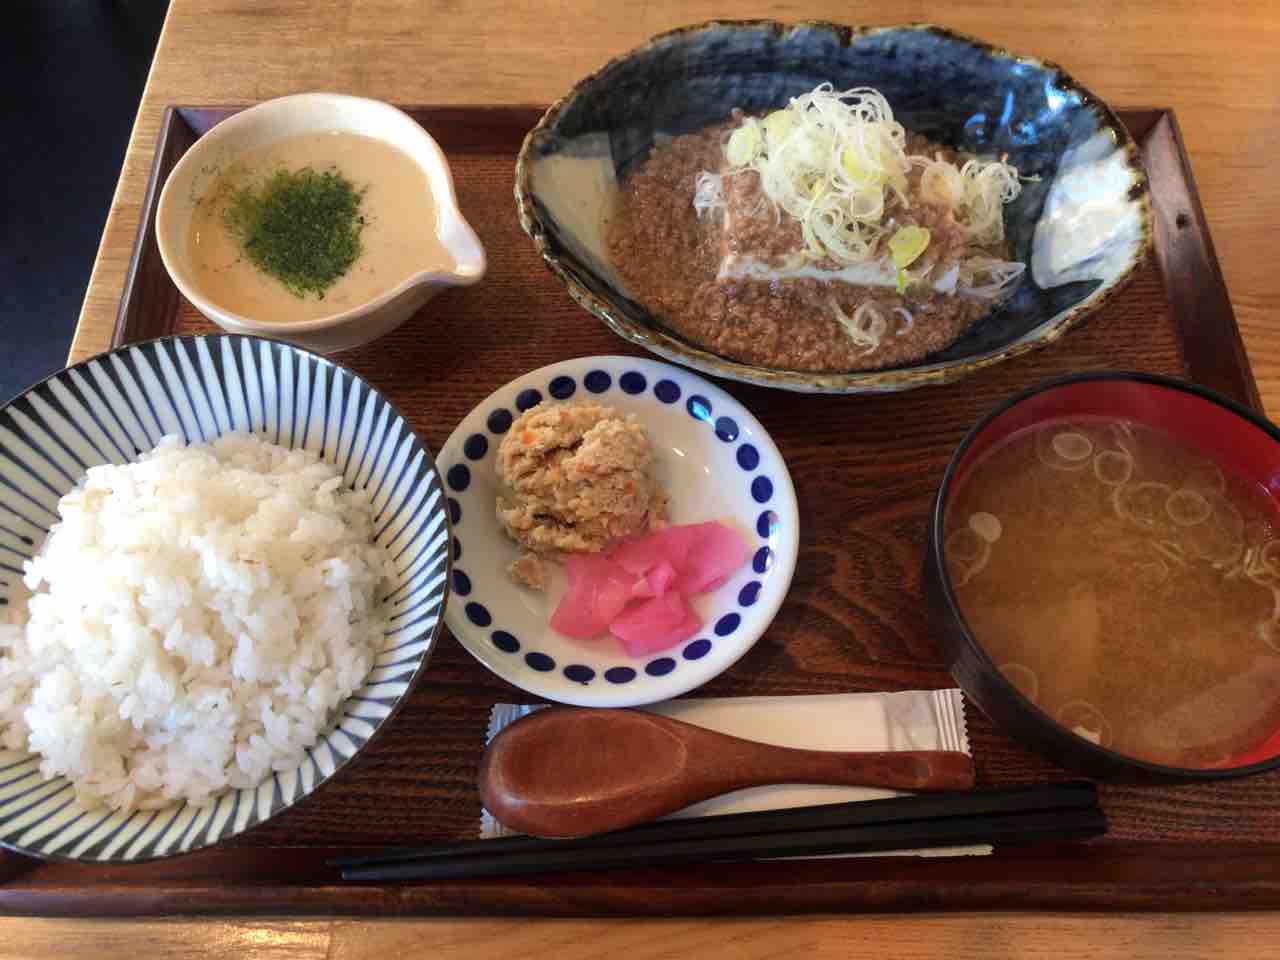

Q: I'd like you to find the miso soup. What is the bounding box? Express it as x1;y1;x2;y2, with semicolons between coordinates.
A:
945;418;1280;768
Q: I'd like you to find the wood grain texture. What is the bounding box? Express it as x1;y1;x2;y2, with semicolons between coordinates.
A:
4;914;1280;960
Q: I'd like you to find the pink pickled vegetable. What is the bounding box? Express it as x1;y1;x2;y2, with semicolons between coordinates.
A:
549;554;635;639
673;522;751;594
609;591;702;657
611;525;700;575
630;559;678;599
548;521;751;653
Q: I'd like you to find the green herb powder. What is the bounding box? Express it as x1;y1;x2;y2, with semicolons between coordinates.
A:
222;166;366;299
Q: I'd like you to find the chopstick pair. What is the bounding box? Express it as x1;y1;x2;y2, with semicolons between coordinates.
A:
333;781;1105;882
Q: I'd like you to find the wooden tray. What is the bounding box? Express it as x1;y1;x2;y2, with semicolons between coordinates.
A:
2;105;1274;917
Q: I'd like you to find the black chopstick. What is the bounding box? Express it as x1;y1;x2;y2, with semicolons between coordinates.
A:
334;782;1102;880
340;806;1105;881
332;781;1097;870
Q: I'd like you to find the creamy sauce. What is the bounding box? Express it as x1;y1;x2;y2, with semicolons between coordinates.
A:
187;131;453;322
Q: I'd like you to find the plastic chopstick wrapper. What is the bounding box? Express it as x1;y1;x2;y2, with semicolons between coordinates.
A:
481;689;988;857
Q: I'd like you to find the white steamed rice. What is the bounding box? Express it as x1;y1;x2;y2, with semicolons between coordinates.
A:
0;433;394;812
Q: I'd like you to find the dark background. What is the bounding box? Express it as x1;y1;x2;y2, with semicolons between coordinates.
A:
0;1;168;404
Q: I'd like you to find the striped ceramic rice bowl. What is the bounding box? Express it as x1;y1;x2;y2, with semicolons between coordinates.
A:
0;335;449;862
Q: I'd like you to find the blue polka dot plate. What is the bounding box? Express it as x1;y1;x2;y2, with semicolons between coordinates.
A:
438;356;798;707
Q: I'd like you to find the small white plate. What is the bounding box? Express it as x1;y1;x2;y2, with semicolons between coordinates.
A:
438;356;798;707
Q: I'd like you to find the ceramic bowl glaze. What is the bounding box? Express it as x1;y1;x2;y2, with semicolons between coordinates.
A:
0;335;450;861
516;22;1152;394
158;93;486;354
924;372;1280;780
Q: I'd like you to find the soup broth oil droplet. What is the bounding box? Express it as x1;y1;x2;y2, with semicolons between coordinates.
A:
1052;431;1093;462
1037;425;1092;471
968;512;1002;543
1093;449;1134;486
1167;489;1211;527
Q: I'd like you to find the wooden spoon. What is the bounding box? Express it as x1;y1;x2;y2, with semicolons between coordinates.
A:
478;707;976;838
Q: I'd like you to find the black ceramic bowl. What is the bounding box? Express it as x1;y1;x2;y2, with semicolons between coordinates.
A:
516;21;1153;394
925;372;1280;781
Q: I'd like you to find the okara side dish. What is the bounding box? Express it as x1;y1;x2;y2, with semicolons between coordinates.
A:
946;419;1280;768
0;434;393;812
496;400;669;589
608;85;1026;372
188;131;454;322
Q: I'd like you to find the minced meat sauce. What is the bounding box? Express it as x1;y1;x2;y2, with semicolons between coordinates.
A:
606;121;1009;372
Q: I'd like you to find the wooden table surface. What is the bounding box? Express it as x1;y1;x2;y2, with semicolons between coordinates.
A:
32;0;1280;953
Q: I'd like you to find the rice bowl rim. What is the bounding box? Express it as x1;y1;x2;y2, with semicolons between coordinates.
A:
0;332;451;863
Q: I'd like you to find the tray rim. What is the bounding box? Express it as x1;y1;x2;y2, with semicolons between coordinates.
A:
3;102;1272;918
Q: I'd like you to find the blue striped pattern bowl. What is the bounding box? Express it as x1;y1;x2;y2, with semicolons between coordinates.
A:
0;335;450;863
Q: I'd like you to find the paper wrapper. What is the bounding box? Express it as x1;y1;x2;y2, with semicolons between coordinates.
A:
481;689;991;858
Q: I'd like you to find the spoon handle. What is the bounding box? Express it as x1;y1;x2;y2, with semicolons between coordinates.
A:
720;742;976;793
